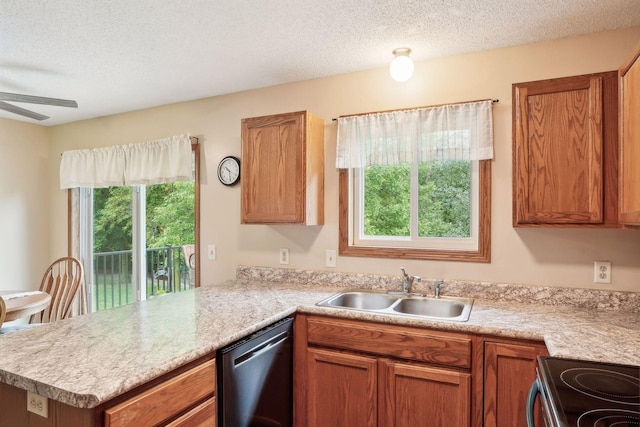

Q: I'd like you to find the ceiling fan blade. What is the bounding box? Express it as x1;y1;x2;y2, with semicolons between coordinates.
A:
0;100;49;120
0;92;77;108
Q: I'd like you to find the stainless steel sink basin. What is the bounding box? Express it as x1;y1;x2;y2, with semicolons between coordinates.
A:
316;290;473;322
392;297;466;318
322;291;398;310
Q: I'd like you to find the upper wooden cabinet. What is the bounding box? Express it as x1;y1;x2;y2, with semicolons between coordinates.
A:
619;41;640;228
512;71;619;227
241;111;325;225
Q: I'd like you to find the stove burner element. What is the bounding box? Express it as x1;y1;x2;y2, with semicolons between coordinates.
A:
561;368;640;405
577;409;640;427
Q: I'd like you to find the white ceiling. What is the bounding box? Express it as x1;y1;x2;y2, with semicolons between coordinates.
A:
1;0;640;126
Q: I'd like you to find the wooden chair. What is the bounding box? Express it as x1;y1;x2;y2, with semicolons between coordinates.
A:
0;296;6;328
31;256;87;323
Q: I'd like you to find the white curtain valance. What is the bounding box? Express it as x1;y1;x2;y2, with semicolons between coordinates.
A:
336;100;494;168
60;134;192;189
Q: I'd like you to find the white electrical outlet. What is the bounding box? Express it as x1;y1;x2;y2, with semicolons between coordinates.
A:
594;261;612;284
279;248;290;265
27;391;48;418
207;244;216;260
325;250;337;268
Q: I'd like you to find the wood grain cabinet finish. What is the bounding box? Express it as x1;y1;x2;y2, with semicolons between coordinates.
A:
306;347;377;427
382;360;471;427
241;110;325;225
296;315;472;427
512;71;619;227
619;40;640;228
104;359;216;427
483;340;548;427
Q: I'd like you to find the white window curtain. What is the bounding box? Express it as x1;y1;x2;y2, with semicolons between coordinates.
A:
336;100;493;168
60;134;192;189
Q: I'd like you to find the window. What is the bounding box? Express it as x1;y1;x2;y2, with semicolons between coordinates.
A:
64;136;200;311
337;101;493;262
81;178;198;311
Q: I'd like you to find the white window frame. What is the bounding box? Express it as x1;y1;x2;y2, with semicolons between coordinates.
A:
350;159;480;252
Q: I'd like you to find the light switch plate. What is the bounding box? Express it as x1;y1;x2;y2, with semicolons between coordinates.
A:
279;248;290;265
325;250;337;268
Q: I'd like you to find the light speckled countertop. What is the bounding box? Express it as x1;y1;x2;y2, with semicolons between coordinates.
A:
0;277;638;410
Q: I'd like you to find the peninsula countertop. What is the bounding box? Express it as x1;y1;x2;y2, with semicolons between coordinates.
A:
0;279;638;409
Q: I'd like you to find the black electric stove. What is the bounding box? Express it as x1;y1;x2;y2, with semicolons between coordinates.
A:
534;356;640;427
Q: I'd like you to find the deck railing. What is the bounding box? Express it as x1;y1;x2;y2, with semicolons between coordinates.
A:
92;245;194;311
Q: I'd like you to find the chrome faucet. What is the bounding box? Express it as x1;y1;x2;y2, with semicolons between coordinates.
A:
400;267;421;294
434;280;444;298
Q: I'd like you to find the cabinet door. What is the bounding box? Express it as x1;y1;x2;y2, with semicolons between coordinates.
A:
513;72;618;226
619;42;640;226
381;360;470;427
483;341;547;427
306;347;377;427
241;112;305;224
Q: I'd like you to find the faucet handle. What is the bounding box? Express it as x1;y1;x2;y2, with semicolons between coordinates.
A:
434;280;444;298
412;275;421;282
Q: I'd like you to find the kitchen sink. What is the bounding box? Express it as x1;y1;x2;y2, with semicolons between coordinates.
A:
323;291;398;310
316;290;473;322
392;297;465;318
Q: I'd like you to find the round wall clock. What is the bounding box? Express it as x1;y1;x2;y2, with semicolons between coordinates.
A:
217;156;241;186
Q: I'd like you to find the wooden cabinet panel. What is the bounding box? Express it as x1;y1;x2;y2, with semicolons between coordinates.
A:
306;315;472;369
513;71;619;226
0;383;94;427
306;347;377;427
483;341;548;427
241;111;324;225
619;40;640;227
166;397;216;427
104;359;216;427
381;360;471;427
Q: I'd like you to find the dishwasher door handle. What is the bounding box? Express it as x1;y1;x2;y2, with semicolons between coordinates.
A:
233;331;289;366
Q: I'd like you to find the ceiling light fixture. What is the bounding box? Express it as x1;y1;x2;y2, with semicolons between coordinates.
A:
389;48;414;82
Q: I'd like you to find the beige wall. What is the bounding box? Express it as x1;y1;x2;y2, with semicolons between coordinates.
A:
43;27;640;291
0;118;50;291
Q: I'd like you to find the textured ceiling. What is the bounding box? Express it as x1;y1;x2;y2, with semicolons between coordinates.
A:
1;0;640;126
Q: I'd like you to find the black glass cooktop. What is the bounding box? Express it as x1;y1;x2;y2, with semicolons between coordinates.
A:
537;356;640;427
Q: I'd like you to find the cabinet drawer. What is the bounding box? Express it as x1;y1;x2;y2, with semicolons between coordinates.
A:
306;316;471;369
104;359;216;427
166;397;216;427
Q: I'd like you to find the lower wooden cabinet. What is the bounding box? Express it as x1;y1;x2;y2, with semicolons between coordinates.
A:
483;340;548;427
306;348;377;427
305;347;471;427
296;315;549;427
297;315;472;427
382;359;470;427
104;358;216;427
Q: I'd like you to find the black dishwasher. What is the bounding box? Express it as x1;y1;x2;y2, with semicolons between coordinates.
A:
218;317;293;427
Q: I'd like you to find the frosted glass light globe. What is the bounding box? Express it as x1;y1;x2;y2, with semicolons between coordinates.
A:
389;48;414;82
